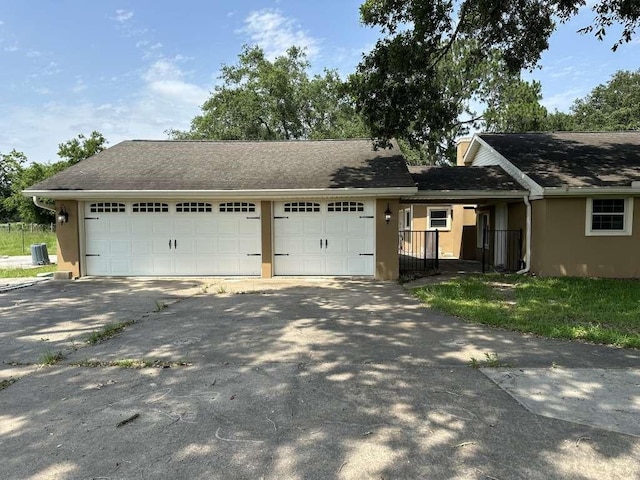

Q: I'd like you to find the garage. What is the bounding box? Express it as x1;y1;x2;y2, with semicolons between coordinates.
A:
273;200;375;276
84;201;261;276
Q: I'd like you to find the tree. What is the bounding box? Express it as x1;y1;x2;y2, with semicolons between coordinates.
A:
0;150;26;221
57;131;107;165
169;45;368;141
6;162;66;224
570;69;640;131
483;79;548;133
350;0;639;156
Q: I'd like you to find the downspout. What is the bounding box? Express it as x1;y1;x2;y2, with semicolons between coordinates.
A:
517;195;531;274
32;196;56;213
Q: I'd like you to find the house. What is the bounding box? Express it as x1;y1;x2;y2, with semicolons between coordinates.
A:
461;131;640;277
25;139;416;280
25;132;640;279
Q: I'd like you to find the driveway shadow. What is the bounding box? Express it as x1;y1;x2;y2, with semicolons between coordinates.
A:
0;279;639;479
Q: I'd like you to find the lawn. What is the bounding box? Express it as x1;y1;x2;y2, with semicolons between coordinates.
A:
0;265;57;278
0;230;57;256
412;274;640;349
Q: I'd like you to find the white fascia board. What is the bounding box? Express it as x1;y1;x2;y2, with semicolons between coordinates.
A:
543;187;640;197
461;135;481;165
23;186;418;200
411;190;527;200
470;136;544;197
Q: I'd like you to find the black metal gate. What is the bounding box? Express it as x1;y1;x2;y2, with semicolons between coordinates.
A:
481;228;523;273
398;230;439;274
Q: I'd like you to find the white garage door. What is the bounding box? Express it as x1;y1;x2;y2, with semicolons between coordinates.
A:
273;200;375;276
85;201;261;276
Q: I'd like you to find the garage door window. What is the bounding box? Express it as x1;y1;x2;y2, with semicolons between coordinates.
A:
284;202;320;213
219;202;256;213
327;201;364;212
176;202;212;213
89;202;126;213
132;202;169;213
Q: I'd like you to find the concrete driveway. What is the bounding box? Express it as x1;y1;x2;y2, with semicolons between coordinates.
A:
0;278;639;479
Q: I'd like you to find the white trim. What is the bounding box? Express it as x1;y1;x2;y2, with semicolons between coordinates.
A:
426;205;452;231
585;197;634;236
409;190;526;200
78;202;86;277
545;187;640;196
23;186;418;200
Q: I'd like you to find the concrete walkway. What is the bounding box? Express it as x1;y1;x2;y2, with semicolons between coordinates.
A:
0;278;638;479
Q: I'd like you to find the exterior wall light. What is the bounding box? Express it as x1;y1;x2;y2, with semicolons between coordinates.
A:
384;203;392;224
57;206;69;225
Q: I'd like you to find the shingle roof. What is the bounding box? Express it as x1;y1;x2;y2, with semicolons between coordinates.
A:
27;139;415;192
479;132;640;188
408;165;525;192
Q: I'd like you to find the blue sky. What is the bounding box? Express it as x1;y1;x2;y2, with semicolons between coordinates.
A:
0;1;637;163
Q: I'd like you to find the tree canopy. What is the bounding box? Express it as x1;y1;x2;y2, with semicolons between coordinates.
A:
350;0;639;159
169;45;368;141
1;131;108;223
483;79;548;133
57;131;108;165
569;69;640;131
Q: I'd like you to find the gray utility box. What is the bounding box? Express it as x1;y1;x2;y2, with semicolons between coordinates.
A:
31;243;51;265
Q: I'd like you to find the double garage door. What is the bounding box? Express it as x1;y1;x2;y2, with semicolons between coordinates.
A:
85;201;262;276
84;199;375;276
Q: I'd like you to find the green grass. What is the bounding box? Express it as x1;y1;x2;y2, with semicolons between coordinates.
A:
413;274;640;349
40;350;65;365
0;230;57;256
86;320;135;345
0;265;57;278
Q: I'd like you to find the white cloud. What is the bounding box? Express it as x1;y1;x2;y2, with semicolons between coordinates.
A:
542;88;585;112
241;9;320;59
71;79;87;93
115;9;134;23
0;57;209;162
4;42;18;52
26;49;42;58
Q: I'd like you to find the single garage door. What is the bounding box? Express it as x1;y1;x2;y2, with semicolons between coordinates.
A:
85;201;261;276
273;200;375;276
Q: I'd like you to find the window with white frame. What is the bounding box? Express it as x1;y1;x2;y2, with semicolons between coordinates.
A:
586;198;633;236
427;206;452;230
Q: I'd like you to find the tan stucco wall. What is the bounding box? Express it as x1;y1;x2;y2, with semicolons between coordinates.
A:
530;197;640;277
261;201;273;278
456;139;472;166
55;200;80;278
376;198;399;280
508;201;527;267
407;204;473;258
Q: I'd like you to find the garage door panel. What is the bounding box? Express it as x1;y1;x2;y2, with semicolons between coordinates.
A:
347;257;373;276
86;239;108;255
85;219;108;235
303;219;323;234
131;219;153;235
110;258;131;275
325;218;346;235
237;237;261;254
278;219;303;235
239;220;260;235
85;200;260;276
273;200;374;276
110;240;131;255
108;218;129;234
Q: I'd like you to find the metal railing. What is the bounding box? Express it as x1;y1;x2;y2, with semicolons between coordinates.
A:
481;228;523;273
398;230;439;273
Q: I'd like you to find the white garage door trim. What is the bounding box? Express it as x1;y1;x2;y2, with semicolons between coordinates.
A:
273;199;375;276
84;200;261;276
